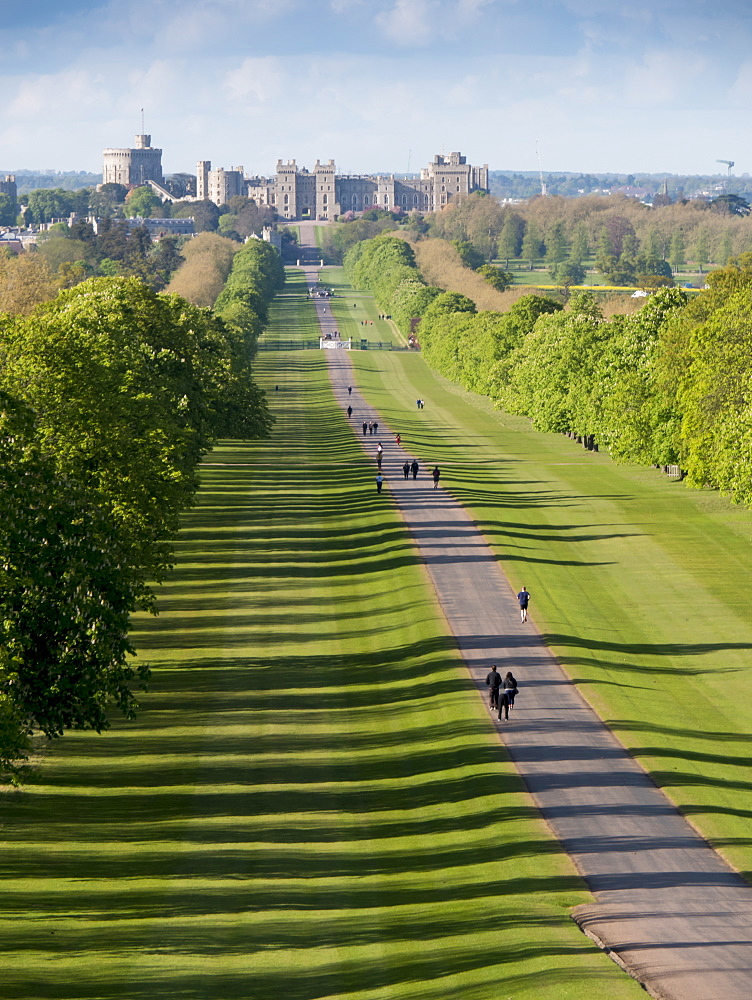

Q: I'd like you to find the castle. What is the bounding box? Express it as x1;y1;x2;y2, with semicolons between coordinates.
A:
102;135;489;219
102;135;164;187
197;153;489;219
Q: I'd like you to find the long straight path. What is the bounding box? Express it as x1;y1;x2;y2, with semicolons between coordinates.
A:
303;264;752;1000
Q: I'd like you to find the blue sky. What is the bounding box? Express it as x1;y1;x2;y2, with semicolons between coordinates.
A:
1;0;751;177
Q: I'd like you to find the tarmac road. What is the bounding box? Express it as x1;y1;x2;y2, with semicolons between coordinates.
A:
305;265;752;1000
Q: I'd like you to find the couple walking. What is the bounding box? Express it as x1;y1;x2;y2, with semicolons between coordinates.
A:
485;665;518;721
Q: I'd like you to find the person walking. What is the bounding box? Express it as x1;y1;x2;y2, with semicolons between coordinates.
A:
368;421;374;435
376;443;383;469
411;460;419;480
403;461;410;480
362;421;368;436
347;405;353;418
376;472;384;493
498;689;512;722
503;671;518;709
517;586;530;623
373;421;379;435
395;433;401;445
348;385;352;395
485;665;502;711
432;466;441;489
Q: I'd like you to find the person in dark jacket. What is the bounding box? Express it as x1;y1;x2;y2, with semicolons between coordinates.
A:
503;671;518;709
485;665;502;710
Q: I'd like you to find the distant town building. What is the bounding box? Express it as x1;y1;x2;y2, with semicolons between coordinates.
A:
102;135;164;188
0;174;17;204
196;152;489;219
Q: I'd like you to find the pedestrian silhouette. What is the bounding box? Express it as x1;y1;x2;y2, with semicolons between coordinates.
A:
411;460;419;480
432;466;440;489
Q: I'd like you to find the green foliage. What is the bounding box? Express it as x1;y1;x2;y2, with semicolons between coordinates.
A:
0;193;17;226
320;216;396;264
343;235;429;335
452;239;486;270
0;388;146;760
124;185;163;219
502;292;607;432
0;270;278;775
521;220;542;268
550;259;586;287
214;238;286;350
497;212;522;265
477;264;513;291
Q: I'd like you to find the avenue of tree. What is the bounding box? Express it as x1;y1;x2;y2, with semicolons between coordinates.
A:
345;232;752;511
0;239;283;778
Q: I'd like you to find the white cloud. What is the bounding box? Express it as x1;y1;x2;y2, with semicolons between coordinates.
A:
223;57;287;104
375;0;439;46
623;48;707;106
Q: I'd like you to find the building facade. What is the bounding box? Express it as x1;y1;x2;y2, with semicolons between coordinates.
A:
196;152;489;219
102;135;164;187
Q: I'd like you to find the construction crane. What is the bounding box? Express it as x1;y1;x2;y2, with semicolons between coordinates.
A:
717;159;734;192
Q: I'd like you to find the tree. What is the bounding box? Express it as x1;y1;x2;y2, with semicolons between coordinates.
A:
569;223;589;264
497;213;520;268
452;239;486;271
0;253;60;314
167;232;240;307
0;193;16;226
669;230;686;274
124;185;163;219
0;278;272;591
25;188;76;224
710;194;751;217
36;235;93;275
521;220;542;270
550;258;586;290
173;200;221;232
477;264;513;291
692;227;710;273
0;387;153;778
544;220;568;265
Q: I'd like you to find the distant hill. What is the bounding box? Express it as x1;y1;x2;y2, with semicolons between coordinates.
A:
2;170;102;194
490;170;752;203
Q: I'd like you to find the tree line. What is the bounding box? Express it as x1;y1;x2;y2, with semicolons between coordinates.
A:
346;232;752;512
0;239;283;779
332;190;752;290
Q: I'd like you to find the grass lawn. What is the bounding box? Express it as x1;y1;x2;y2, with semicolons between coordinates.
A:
0;272;645;1000
344;341;752;880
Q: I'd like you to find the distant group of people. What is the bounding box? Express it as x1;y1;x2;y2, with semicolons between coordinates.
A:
416;399;425;409
345;382;529;726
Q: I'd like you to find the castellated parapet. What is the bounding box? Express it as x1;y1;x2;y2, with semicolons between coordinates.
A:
103;135;163;187
194;152;489;220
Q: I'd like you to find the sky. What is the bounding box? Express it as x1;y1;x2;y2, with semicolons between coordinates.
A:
1;0;751;178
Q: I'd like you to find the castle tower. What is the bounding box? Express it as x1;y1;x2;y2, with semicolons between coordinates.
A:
102;134;163;187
